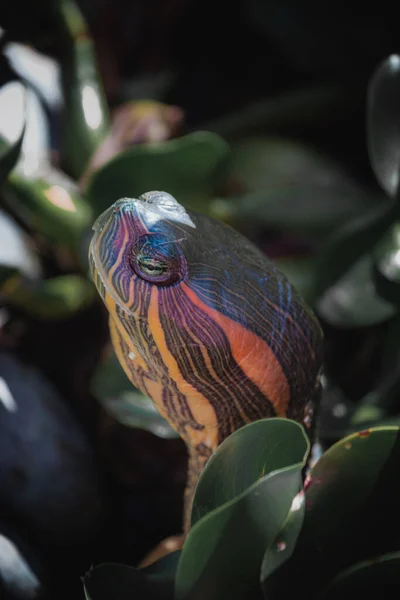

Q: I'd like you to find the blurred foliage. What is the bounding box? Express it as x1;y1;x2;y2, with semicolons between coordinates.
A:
1;1;400;598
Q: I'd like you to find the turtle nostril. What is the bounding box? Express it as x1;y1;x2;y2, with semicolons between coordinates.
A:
139;191;176;206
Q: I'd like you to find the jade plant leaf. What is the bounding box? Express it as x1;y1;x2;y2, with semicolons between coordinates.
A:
312;200;396;301
85;132;230;216
90;349;178;439
261;426;400;599
222;137;376;238
319;552;400;598
83;550;180;600
175;418;310;600
0;272;95;319
349;314;400;425
59;0;109;179
367;54;400;198
260;488;305;584
372;222;400;304
316;253;396;328
3;168;93;248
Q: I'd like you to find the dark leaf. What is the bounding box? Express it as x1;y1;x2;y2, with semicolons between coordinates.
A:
223;137;376;238
319;552;400;599
59;0;109;178
175;419;309;600
316;253;396;328
86;132;230;216
3;167;93;248
83;551;180;600
0;273;95;319
312;200;396;300
262;426;400;598
367;54;400;198
372;222;400;304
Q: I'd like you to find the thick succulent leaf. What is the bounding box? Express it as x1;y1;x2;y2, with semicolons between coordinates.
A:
90;349;178;438
372;221;400;304
316;253;396;328
59;0;109;178
79;100;185;188
319;552;400;599
350;316;400;424
260;489;305;584
83;550;180;600
230;185;376;238
222;137;357;192
190;418;309;527
175;419;309;600
312;200;396;300
202;84;357;141
3;168;93;248
367;54;400;198
222;137;376;237
0;273;95;319
262;426;400;599
316;379;356;444
85;132;230;215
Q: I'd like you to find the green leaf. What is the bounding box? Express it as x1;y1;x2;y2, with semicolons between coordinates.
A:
222;137;376;237
3;168;93;248
312;200;396;300
83;550;180;600
372;222;400;304
175;419;310;600
316;253;396;328
319;552;400;598
86;132;230;215
260;488;305;586
262;426;400;598
59;0;109;179
202;84;358;142
90;349;178;438
350;314;400;424
0;273;95;319
367;54;400;198
231;185;375;238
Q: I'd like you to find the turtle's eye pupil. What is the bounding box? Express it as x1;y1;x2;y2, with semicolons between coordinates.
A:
137;255;166;276
129;234;186;286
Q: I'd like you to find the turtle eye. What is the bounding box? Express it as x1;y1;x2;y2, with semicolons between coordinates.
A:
136;255;167;277
129;234;184;286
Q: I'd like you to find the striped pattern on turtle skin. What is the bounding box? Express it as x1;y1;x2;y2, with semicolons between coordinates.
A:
89;191;324;529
